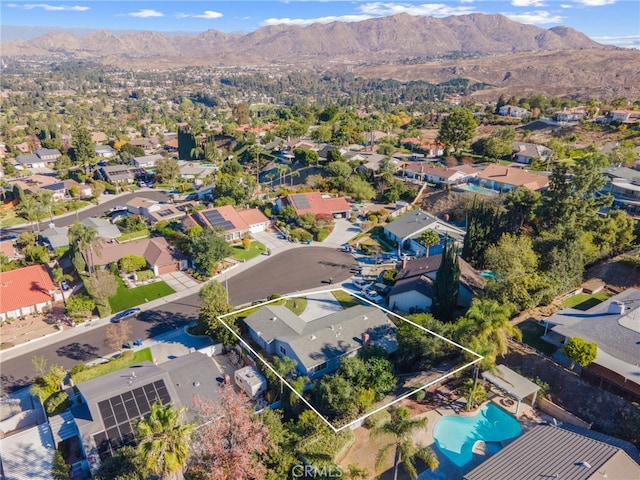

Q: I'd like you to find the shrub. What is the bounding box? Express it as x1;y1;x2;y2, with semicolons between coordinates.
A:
289;228;313;243
136;269;155;281
364;409;391;429
119;255;147;273
242;236;252;250
414;389;427;402
45;391;71;416
315;228;330;242
69;364;89;376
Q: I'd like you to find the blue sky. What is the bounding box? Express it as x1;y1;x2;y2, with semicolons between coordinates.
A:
2;1;639;48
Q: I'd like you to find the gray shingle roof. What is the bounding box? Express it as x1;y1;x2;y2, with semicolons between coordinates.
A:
464;424;640;480
245;304;397;370
545;288;640;366
384;210;438;240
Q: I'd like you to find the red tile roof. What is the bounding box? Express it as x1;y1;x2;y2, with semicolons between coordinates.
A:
478;163;549;191
285;192;350;216
0;265;56;314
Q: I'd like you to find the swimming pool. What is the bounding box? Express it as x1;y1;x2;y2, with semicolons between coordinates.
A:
433;403;521;467
458;184;498;195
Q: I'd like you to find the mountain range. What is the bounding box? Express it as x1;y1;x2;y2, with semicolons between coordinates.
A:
3;13;605;63
4;13;640;99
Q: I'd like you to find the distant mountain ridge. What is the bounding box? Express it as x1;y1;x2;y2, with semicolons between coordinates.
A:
2;13;605;64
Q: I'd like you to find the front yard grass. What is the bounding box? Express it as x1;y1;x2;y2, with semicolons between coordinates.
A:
232;240;266;261
331;290;361;309
517;320;557;355
562;291;611;311
109;275;175;313
348;226;391;254
71;348;154;384
286;297;307;315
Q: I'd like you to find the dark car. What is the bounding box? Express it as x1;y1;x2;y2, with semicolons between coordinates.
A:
110;307;141;323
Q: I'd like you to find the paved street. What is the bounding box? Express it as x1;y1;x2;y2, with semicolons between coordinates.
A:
0;245;358;394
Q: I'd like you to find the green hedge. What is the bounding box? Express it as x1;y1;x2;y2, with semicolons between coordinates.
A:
315;228;331;242
116;229;150;243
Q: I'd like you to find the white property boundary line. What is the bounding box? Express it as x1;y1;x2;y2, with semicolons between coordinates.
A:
217;287;483;433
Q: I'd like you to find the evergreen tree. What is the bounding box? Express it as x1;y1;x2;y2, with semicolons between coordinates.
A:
72;123;96;175
430;237;460;323
462;197;504;269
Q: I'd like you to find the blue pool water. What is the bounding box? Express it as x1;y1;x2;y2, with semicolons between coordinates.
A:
480;271;499;281
433;403;522;467
460;184;498;195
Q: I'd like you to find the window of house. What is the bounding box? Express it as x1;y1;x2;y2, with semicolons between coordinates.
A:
279;345;287;355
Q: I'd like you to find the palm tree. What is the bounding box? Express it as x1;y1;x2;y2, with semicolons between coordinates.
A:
455;298;521;370
289;169;300;186
418;230;440;257
68;222;98;273
17;196;44;233
277;164;290;186
37;190;54;224
372;407;439;480
135;402;195;480
52;267;73;307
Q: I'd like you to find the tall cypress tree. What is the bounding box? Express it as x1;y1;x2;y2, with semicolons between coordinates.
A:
430;237;460;323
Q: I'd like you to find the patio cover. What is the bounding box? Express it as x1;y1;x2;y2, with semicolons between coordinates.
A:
481;365;540;416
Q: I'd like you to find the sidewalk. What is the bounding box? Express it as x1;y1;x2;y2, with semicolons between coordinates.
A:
0;229;305;362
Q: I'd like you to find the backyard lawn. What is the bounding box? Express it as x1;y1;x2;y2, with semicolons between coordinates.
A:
232;240;267;261
348;226;392;254
109;275;175;312
562;291;611;311
517;320;557;355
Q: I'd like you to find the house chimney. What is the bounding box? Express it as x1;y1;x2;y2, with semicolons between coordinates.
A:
361;332;370;347
402;257;408;270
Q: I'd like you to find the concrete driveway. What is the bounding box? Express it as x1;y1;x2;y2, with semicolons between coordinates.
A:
299;290;344;321
324;218;361;248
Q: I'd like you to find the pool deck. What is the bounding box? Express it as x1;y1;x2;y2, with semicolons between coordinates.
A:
413;388;551;480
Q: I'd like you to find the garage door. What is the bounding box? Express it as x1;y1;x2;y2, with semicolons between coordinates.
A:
158;263;179;274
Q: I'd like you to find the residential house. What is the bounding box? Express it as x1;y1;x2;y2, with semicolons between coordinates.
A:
512;142;553;165
0;265;59;321
556;106;589;123
90;132;108;144
611;110;640;124
177;161;218;182
14;153;47;169
602;166;640;215
276;192;351;218
63;179;93;199
388;254;485;313
130;154;163;168
542;288;640;402
10;175;60;196
96;165;146;184
244;304;397;379
95;145;117;158
34;148;61;162
0;390;56;480
130;137;161;153
400;138;445;157
42;217;121;250
383;210;466;256
317;144;348;161
355;152;398;174
126;197;193;223
86;237;188;275
40;181;67;202
402;163;478;186
70;352;222;471
464;424;640;480
498;105;530;118
477;163;549;192
185;205;270;242
0;240;18;260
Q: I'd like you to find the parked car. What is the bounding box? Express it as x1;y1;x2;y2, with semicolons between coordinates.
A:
109;205;127;213
352;278;370;290
111;307;141;323
61;281;70;291
362;289;384;304
138;181;146;188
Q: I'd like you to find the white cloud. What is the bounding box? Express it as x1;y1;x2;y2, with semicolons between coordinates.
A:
359;2;476;17
573;0;616;5
504;10;564;24
591;34;640;48
460;0;475;3
560;4;573;8
128;9;164;18
11;3;89;11
262;14;373;27
194;10;223;19
511;0;547;6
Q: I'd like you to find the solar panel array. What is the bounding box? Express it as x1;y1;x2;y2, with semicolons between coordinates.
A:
202;210;235;231
93;379;171;460
291;194;311;210
157;209;174;217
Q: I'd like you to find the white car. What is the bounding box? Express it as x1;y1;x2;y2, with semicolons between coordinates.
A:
352;278;370;290
362;289;384;303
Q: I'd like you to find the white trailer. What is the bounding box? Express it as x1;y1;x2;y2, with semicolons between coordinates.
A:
234;366;267;399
